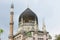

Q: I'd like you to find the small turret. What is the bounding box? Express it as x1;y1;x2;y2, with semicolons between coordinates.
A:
42;18;46;32
34;18;38;32
42;18;47;40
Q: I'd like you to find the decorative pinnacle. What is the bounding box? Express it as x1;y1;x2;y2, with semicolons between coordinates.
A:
11;0;14;8
27;0;29;8
35;18;37;24
10;0;14;15
42;18;46;32
11;4;14;8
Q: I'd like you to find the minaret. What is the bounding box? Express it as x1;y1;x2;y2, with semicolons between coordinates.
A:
34;18;38;40
42;19;46;32
34;18;38;32
9;2;14;40
21;17;24;31
21;17;23;25
42;19;47;40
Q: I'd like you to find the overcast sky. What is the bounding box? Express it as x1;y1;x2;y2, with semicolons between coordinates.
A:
0;0;60;40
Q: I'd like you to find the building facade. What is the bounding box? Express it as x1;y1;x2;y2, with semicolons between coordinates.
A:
9;3;52;40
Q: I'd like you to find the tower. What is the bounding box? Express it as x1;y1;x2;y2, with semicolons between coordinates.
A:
42;18;46;32
9;3;14;40
42;19;47;40
34;18;38;31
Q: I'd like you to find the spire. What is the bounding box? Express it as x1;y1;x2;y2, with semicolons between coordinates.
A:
11;0;14;8
10;0;14;13
21;17;23;25
27;0;29;8
11;3;14;8
42;18;47;40
35;18;37;25
42;18;46;32
34;18;38;32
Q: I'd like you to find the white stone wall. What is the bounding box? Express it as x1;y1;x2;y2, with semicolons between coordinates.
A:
14;34;23;40
14;32;52;40
26;37;33;40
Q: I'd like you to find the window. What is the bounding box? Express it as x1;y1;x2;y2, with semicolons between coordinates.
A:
33;37;35;40
38;38;43;40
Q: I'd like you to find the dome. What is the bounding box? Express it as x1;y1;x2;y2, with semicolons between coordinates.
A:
19;8;38;24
